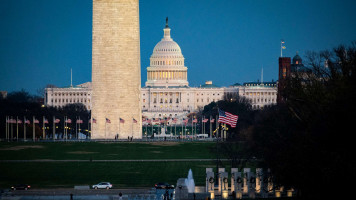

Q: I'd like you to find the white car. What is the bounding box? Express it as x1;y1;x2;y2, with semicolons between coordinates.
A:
92;182;113;189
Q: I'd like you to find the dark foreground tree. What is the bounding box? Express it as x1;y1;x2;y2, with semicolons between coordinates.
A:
251;42;356;199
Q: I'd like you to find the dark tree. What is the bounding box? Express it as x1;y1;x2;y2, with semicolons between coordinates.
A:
250;42;356;199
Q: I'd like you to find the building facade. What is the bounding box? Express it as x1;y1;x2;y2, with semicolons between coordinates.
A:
234;82;277;109
44;82;92;110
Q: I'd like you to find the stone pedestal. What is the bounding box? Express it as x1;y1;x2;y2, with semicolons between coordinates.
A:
231;168;242;199
218;168;225;194
243;168;250;194
247;172;256;199
206;168;214;198
220;171;229;199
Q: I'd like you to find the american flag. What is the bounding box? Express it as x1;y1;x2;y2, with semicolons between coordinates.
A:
54;119;60;124
34;119;40;123
120;118;125;123
17;120;22;124
218;109;238;128
202;118;209;123
90;118;97;123
44;119;48;124
183;118;189;123
66;119;72;124
153;118;159;122
133;118;137;123
25;119;31;124
9;119;16;123
192;119;198;123
210;118;215;123
76;119;83;124
106;118;111;123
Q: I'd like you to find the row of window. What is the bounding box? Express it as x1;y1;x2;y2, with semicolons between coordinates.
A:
51;98;90;104
151;60;183;66
245;92;277;96
147;71;186;80
250;98;276;103
196;93;221;96
151;98;180;104
151;92;180;96
51;92;90;97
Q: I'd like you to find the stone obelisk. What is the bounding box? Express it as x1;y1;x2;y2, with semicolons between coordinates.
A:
92;0;142;139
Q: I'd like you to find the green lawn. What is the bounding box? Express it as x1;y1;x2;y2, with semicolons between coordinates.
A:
0;141;218;160
0;141;253;189
0;161;228;188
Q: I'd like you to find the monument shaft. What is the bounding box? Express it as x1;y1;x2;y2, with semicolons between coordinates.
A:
92;0;142;139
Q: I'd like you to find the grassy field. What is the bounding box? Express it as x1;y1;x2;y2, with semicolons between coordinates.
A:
0;161;230;189
0;141;254;189
0;141;217;160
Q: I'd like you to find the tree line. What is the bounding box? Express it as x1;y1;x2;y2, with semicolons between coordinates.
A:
200;42;356;199
0;90;90;139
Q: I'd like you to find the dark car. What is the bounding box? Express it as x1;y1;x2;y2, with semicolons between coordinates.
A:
11;184;31;190
155;182;174;189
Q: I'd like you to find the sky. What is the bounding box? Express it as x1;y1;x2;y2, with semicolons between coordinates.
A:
0;0;355;95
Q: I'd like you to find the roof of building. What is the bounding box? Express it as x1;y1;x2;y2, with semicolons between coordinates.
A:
243;81;277;87
199;81;220;88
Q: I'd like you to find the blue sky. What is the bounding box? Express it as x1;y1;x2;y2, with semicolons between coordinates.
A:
0;0;355;95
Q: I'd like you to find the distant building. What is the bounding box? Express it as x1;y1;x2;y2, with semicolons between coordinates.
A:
277;52;308;104
230;81;277;109
44;82;92;110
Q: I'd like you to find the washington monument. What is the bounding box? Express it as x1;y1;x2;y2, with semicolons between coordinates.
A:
91;0;142;139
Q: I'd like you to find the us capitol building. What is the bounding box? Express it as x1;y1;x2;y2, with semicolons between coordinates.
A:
45;20;277;120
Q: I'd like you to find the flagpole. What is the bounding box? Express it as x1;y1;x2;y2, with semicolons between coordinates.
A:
11;116;13;141
32;116;35;141
191;117;193;139
64;116;66;141
5;116;7;141
210;115;212;139
16;116;19;142
216;115;218;139
88;117;90;140
5;115;9;140
53;116;55;141
201;116;203;135
42;116;45;140
24;116;26;141
78;116;82;139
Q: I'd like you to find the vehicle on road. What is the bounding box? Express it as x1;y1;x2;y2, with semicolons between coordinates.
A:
92;182;112;189
11;184;31;190
155;182;174;189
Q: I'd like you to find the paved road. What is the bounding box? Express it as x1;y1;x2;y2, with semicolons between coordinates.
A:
0;158;230;163
0;188;175;200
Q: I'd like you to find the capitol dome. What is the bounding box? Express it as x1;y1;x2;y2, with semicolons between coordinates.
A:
146;18;188;88
152;40;182;55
